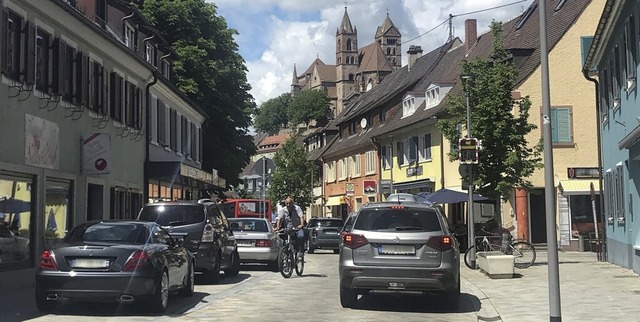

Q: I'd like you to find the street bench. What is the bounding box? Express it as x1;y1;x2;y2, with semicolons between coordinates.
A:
476;251;515;279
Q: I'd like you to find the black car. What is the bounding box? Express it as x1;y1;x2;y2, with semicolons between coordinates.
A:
138;201;240;284
35;220;194;313
306;217;344;254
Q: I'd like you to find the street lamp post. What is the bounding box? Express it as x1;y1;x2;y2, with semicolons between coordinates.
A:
262;156;267;219
387;134;394;195
461;73;476;269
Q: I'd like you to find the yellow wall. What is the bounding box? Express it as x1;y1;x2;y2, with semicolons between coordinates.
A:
516;1;603;187
380;121;444;190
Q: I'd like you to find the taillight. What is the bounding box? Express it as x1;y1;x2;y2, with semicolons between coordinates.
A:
343;233;369;249
123;250;152;271
39;250;58;270
425;235;453;251
201;223;214;242
255;239;272;247
312;229;317;237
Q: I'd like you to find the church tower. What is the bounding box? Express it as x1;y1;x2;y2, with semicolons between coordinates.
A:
375;13;402;70
335;6;358;115
291;64;300;96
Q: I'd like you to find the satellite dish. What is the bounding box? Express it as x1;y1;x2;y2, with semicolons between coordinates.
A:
360;117;368;129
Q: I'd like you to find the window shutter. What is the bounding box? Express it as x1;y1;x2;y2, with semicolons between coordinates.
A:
100;65;107;114
0;8;7;73
191;122;196;158
397;141;404;165
137;87;142;129
23;21;36;85
409;136;418;162
157;100;165;146
50;38;64;96
109;72;117;118
81;53;89;106
198;127;203;162
555;108;571;143
550;108;559;143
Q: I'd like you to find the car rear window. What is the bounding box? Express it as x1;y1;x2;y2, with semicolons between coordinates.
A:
138;205;205;226
353;207;442;232
66;222;149;244
229;219;269;232
310;219;344;228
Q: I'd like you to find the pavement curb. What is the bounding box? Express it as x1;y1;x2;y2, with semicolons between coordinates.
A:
461;275;503;322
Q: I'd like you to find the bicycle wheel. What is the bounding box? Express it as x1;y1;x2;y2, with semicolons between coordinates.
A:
463;246;478;269
295;252;304;276
511;241;536;269
279;247;293;278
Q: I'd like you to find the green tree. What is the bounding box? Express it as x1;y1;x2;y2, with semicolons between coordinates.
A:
268;136;316;211
437;21;542;202
139;0;256;186
254;93;291;134
288;89;331;128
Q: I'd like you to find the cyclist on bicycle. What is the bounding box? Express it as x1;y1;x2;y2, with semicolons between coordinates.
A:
275;195;305;254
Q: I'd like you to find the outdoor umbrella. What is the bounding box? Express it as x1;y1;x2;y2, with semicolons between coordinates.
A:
47;208;57;231
0;198;31;213
423;188;488;204
414;192;434;204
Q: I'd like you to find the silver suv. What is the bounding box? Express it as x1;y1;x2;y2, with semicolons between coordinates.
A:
338;202;460;309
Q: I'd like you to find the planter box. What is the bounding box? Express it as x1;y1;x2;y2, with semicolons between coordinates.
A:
477;251;515;279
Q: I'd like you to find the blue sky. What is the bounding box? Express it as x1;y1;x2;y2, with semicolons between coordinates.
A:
211;0;534;105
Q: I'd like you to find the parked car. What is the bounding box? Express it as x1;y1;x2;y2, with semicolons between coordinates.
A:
306;217;344;254
338;202;460;310
228;218;281;271
137;201;240;284
385;193;418;203
35;220;194;312
0;224;29;263
339;213;358;248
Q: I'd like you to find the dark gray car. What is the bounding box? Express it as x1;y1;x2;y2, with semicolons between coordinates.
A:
138;201;240;284
338;202;460;309
306;217;344;254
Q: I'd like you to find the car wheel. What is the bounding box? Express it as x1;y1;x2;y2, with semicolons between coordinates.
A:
180;261;195;297
150;270;169;313
35;287;56;312
203;252;221;284
339;286;358;308
224;251;241;277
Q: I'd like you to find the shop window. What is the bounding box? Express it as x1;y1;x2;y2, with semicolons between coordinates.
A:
0;174;34;268
44;179;72;249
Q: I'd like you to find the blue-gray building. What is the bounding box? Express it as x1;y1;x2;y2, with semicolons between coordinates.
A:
584;0;640;274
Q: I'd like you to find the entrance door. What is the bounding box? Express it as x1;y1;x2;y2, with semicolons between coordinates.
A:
87;184;104;221
529;189;548;244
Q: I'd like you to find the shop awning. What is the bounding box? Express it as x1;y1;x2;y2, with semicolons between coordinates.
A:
559;179;600;195
325;196;344;206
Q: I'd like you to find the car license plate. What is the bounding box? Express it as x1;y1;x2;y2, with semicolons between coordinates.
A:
70;258;110;268
388;282;405;288
237;240;254;246
325;231;338;235
378;245;415;255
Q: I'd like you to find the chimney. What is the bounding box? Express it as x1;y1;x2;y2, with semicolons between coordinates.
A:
407;45;423;71
465;19;477;53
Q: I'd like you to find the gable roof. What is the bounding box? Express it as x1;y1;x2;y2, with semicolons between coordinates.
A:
357;42;394;74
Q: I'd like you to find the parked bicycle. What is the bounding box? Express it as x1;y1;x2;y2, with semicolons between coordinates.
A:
464;226;536;269
277;227;304;278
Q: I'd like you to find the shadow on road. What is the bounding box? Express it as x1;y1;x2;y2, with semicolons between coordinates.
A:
36;292;209;317
352;292;480;314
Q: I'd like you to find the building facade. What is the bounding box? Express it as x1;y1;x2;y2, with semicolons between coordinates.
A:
584;0;640;273
0;0;220;288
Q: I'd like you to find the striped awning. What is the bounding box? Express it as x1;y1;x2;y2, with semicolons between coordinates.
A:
325;196;345;206
558;179;600;195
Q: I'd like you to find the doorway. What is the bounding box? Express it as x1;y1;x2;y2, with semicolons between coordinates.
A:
87;184;104;221
529;189;548;244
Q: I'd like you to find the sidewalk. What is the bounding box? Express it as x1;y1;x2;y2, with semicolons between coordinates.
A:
461;250;640;322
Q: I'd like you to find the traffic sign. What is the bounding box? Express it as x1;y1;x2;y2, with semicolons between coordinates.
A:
459;138;479;164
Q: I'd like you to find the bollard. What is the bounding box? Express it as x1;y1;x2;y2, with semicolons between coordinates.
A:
578;234;585;252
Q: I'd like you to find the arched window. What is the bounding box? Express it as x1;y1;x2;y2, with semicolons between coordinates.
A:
387;47;391;55
392;48;395;55
347;38;352;51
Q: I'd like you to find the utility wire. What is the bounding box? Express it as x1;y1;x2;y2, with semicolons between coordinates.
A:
404;0;532;44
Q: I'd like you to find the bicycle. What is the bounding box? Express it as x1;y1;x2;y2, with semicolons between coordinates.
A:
464;228;536;269
277;227;304;278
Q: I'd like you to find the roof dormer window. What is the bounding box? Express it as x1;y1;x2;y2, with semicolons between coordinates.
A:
402;96;415;117
425;87;440;108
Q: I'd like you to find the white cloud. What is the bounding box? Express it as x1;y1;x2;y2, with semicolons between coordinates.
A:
217;0;534;105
